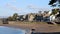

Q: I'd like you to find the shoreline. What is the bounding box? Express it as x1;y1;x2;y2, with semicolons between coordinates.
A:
0;24;32;34
0;23;60;34
0;24;60;32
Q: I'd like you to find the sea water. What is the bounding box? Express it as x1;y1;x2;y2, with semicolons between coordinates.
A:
0;26;26;34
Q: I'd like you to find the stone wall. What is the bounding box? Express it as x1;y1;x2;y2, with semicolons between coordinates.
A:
8;21;17;24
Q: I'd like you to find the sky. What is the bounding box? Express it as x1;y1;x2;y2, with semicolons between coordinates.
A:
0;0;52;17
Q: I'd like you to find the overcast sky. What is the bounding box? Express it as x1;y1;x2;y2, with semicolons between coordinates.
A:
0;0;52;17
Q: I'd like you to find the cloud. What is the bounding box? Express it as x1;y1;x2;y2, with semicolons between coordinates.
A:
6;3;22;11
28;4;38;9
27;4;50;11
12;0;16;2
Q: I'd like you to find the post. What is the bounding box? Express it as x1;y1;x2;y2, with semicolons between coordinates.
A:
31;29;35;34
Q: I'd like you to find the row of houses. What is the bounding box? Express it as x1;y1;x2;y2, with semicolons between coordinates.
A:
0;8;59;24
16;8;60;22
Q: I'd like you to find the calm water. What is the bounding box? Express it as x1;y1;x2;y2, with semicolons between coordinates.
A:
0;26;26;34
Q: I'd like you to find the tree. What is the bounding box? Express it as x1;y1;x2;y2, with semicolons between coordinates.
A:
8;13;19;21
51;8;59;15
12;13;18;21
49;0;60;15
49;0;60;7
48;0;60;25
8;16;13;21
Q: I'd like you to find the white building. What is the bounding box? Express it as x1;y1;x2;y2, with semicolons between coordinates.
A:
50;15;55;21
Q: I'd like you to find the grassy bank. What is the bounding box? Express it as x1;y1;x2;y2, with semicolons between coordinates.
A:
8;21;48;24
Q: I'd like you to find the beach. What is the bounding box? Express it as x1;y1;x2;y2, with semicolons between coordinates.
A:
0;21;60;33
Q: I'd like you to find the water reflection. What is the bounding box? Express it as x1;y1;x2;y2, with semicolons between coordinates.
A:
0;26;25;34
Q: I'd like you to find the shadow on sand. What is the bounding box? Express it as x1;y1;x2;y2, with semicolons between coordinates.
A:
31;32;60;34
31;29;60;34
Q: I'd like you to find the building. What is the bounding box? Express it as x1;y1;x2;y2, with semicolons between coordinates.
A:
28;13;35;22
